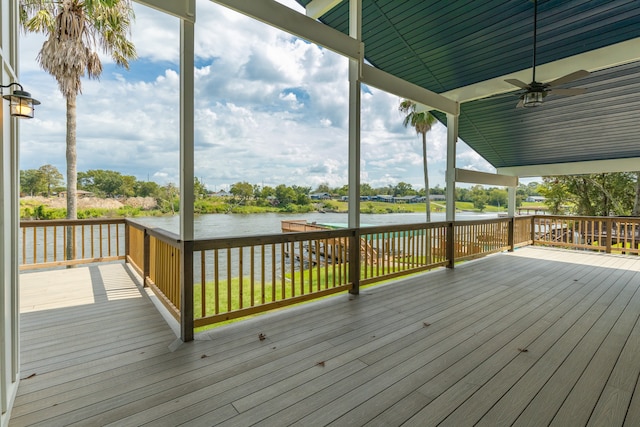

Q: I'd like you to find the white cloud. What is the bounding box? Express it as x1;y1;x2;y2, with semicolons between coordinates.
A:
18;0;494;192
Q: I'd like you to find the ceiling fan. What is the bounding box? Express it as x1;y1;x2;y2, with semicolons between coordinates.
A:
505;0;589;108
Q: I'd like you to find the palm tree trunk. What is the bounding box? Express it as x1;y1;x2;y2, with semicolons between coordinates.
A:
422;132;431;222
66;93;77;264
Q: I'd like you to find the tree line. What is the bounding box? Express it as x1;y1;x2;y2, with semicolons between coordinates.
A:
20;165;541;212
22;165;640;217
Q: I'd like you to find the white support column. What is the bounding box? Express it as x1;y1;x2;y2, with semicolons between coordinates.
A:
446;113;459;222
347;0;361;229
508;186;517;217
347;0;361;295
180;19;195;242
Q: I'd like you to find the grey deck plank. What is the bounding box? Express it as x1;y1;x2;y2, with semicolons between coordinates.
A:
327;254;603;426
478;269;640;426
402;254;632;426
10;247;640;427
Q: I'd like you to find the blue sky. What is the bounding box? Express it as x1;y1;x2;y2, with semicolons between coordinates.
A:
18;0;497;192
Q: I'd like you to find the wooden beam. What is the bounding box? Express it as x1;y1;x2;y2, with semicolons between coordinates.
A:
497;157;640;177
456;168;518;187
211;0;361;61
362;64;459;115
446;113;458;221
134;0;195;22
306;0;343;19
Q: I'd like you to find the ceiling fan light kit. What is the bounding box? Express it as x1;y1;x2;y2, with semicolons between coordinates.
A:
523;91;544;108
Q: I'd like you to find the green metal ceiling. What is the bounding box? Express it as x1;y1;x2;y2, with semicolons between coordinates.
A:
296;0;640;173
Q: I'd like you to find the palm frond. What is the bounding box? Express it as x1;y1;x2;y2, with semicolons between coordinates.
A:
24;0;136;97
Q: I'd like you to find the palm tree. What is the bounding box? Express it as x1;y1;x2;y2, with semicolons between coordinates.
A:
399;99;437;222
21;0;136;260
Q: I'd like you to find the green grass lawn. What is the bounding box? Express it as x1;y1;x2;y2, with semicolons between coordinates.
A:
192;258;438;331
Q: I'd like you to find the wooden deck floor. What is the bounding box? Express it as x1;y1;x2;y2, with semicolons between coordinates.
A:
11;247;640;426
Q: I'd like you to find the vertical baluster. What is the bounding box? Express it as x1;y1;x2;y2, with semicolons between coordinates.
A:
81;225;86;259
281;242;286;299
201;250;206;318
376;232;381;277
116;223;121;256
99;225;103;258
250;246;255;307
323;238;329;289
108;223;112;256
63;225;67;261
227;248;232;312
298;240;304;295
271;244;276;302
307;239;313;293
331;239;336;287
261;245;266;304
214;249;219;315
43;226;48;263
32;226;37;264
238;247;244;309
72;225;77;262
315;238;321;291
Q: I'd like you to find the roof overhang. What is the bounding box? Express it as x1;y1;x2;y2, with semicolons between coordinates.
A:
499;157;640;178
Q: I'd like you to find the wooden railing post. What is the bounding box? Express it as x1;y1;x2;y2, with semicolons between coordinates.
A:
349;230;360;295
508;217;515;252
143;228;150;287
446;221;455;269
531;216;536;246
606;218;613;254
124;221;130;263
180;240;194;342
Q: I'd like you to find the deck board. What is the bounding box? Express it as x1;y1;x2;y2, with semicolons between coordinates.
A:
10;247;640;426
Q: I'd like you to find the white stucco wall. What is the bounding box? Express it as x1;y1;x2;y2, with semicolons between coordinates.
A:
0;1;21;426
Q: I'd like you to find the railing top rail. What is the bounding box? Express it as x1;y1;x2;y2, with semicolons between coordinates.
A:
20;218;126;227
359;221;448;234
453;217;511;226
147;228;181;248
193;228;357;251
534;214;640;221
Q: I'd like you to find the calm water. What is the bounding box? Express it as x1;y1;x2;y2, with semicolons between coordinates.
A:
131;211;499;238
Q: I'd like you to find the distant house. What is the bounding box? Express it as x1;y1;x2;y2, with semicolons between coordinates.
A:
373;195;394;203
526;196;546;203
393;195;420;204
429;194;446;201
310;192;332;200
212;190;232;197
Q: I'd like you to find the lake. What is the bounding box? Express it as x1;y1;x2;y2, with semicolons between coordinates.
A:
132;211;499;238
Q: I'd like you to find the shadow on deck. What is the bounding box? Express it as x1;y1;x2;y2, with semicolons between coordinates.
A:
11;247;640;426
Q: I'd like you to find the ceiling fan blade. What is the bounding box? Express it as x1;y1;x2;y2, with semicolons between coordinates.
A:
547;70;590;87
549;88;587;96
479;92;521;101
505;79;530;89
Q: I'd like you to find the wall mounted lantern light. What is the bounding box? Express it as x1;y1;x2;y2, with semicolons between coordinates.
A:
1;82;40;119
